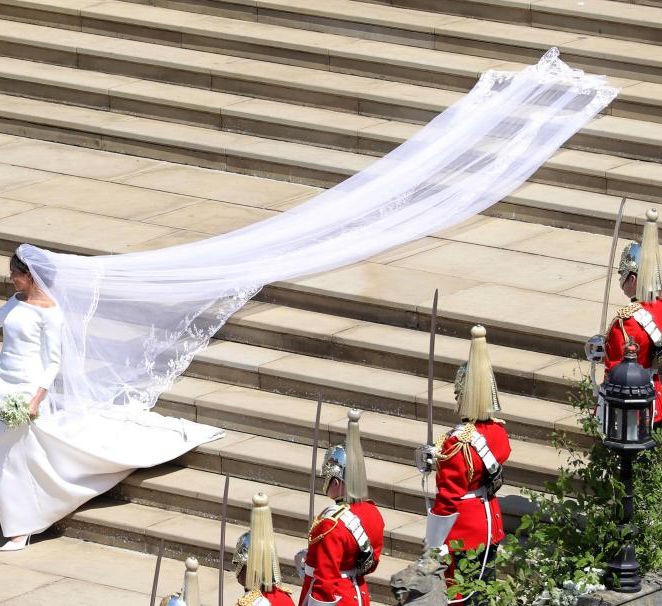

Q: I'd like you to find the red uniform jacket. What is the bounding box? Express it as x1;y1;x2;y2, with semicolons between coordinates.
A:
299;501;385;606
239;587;295;606
432;420;511;552
605;301;662;424
262;587;296;606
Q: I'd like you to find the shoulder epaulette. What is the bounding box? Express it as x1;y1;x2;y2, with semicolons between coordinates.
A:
237;590;264;606
309;503;348;545
616;302;642;320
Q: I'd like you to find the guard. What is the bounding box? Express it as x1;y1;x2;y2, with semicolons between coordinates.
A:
298;409;385;606
416;325;511;604
233;493;295;606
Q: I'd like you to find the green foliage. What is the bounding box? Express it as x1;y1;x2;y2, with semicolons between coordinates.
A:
445;378;662;605
0;393;30;428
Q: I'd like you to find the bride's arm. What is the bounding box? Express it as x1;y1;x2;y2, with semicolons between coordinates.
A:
31;310;64;417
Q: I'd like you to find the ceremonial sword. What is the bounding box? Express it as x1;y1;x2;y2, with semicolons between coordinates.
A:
589;198;627;394
309;395;323;529
150;538;165;606
218;473;230;606
427;289;439;448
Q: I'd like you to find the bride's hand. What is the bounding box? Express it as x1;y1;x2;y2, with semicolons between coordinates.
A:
28;399;40;420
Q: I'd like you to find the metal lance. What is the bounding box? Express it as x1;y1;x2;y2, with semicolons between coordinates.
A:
592;197;627;392
309;395;323;529
427;289;439;447
218;473;230;606
149;538;165;606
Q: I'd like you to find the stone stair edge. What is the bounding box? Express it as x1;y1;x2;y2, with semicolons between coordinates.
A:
0;19;660;126
117;462;534;556
155;364;586;452
2;0;662;85
0;90;661;213
119;0;662;47
2;56;662;163
62;497;410;596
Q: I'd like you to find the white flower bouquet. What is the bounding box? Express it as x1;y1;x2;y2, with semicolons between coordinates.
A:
0;394;31;428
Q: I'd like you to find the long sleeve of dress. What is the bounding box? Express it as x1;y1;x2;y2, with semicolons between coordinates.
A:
38;310;63;390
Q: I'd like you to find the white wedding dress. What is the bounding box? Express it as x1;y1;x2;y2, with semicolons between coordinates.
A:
0;295;223;537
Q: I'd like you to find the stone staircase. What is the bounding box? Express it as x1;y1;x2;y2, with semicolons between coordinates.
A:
0;0;661;601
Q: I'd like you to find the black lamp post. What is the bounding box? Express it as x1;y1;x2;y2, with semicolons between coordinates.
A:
601;342;657;593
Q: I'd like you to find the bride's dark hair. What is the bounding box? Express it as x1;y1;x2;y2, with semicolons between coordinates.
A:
9;253;30;276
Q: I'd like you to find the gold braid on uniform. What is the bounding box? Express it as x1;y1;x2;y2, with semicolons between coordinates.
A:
611;303;642;341
308;504;348;545
434;423;477;483
237;589;262;606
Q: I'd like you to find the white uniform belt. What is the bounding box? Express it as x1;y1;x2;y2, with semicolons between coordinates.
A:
304;565;358;578
633;308;662;347
461;485;488;500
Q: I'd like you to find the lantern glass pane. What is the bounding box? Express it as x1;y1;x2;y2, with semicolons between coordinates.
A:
608;406;623;441
626;410;638;441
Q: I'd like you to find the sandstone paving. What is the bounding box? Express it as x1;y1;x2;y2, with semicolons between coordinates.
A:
114;162;320;208
286;262;482;310
0;198;41;220
367;237;448;264
0;206;177;254
508;228;630;267
434;214;553;248
197;340;293;372
0;165;56;193
390;241;606;294
5;173;201;221
229;302;367;338
0;563;62;602
143;200;278;233
419;384;582;437
416;283;619;345
0;137;164;180
259;351;445;403
560;272;629;305
0;534;276;606
193;383;348;442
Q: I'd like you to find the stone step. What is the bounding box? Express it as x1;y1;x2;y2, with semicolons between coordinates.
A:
125;0;662;48
178;342;585;446
156;373;585;465
0;88;661;215
115;464;429;560
2;58;662;164
115;463;533;561
2;0;662;85
171;428;564;516
60;498;407;603
220;301;592;405
0;19;660;128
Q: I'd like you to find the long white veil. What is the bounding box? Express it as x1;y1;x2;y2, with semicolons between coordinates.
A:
19;48;618;414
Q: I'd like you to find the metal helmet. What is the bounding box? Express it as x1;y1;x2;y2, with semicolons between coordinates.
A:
619;242;641;286
321;444;346;494
232;531;250;578
159;595;186;606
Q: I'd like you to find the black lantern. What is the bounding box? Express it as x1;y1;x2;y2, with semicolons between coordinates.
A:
601;342;657;593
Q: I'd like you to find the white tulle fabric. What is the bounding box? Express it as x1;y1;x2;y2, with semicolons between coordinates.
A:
19;48;618;415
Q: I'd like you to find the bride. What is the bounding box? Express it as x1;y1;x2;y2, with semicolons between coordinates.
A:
0;252;223;551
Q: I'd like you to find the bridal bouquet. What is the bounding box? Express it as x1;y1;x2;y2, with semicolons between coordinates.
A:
0;394;31;428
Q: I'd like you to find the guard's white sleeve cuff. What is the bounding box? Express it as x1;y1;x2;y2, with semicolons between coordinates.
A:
308;596;340;606
425;510;459;550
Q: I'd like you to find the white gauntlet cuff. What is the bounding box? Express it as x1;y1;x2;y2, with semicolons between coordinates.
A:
425;510;458;551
